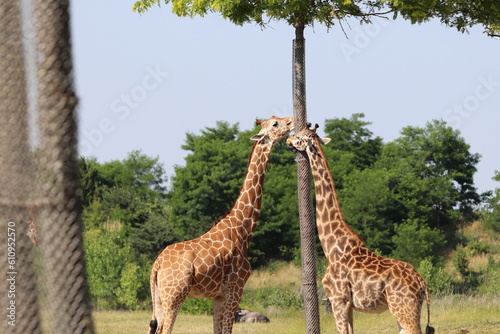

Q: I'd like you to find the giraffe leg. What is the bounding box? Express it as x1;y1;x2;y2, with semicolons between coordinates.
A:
395;317;421;334
220;285;245;334
212;295;225;334
158;288;190;334
157;255;194;334
390;305;422;334
212;287;244;334
397;321;406;334
331;297;354;334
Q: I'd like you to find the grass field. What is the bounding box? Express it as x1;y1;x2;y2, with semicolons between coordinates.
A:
93;295;499;334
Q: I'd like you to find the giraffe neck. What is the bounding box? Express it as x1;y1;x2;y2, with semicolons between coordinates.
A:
218;141;271;247
307;138;363;247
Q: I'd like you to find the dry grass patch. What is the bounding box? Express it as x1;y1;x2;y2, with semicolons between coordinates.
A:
245;262;302;290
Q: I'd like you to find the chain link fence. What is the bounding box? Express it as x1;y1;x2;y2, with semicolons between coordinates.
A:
0;1;95;333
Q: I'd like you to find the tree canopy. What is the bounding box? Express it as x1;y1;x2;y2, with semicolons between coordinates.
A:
133;0;500;37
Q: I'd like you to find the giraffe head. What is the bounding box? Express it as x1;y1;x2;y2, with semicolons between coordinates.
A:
250;116;294;144
286;123;331;153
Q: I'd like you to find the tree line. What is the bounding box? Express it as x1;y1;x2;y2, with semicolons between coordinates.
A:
81;113;499;309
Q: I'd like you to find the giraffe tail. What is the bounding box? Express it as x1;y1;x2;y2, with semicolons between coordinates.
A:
148;267;160;334
424;283;435;334
148;319;158;334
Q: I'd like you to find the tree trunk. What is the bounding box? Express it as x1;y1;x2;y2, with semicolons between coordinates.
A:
293;23;320;334
34;0;95;333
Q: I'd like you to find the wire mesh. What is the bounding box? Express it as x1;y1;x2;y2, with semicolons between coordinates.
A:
293;35;321;334
0;0;95;333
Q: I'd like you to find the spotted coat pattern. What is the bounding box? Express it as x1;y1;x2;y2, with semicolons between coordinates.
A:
148;117;294;334
286;127;434;334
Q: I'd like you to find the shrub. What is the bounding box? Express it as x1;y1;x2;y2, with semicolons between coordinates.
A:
467;239;490;256
418;259;453;296
85;229;128;309
241;287;303;311
117;262;142;310
180;298;212;315
452;246;469;278
391;219;445;267
84;228;150;310
477;256;500;296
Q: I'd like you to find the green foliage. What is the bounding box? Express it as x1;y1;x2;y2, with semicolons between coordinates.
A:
129;205;174;261
323;113;383;170
180;298;212;315
168;122;250;240
450;245;482;293
80;150;172;258
320;148;357;191
340;168;396;254
325;118;478;260
485;171;500;233
241;287;304;311
418;259;453;296
79;116;498;310
452;246;470;278
133;0;500;37
132;0;374;27
477;256;500;296
117;262;142;310
85;229;130;309
84;228;152;310
379;120;480;228
467;239;490;257
97;150;167;202
79;157;102;207
99;187;147;227
391;219;445;266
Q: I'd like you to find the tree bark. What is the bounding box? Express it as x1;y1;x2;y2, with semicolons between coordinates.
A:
293;23;320;334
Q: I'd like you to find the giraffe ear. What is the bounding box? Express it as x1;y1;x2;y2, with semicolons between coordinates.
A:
250;133;264;141
319;137;331;145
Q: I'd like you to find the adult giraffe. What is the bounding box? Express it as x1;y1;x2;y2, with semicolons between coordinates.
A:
286;125;434;334
148;116;294;334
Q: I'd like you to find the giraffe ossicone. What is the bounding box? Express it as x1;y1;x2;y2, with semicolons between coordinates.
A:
286;125;435;334
148;116;294;334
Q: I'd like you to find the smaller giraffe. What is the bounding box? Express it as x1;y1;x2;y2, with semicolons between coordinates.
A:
27;205;38;246
287;125;434;334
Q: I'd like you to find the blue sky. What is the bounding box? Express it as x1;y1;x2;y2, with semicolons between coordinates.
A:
70;1;500;195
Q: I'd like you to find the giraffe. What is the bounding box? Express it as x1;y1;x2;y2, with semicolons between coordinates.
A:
286;125;434;334
27;217;38;246
27;205;38;246
148;116;294;334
